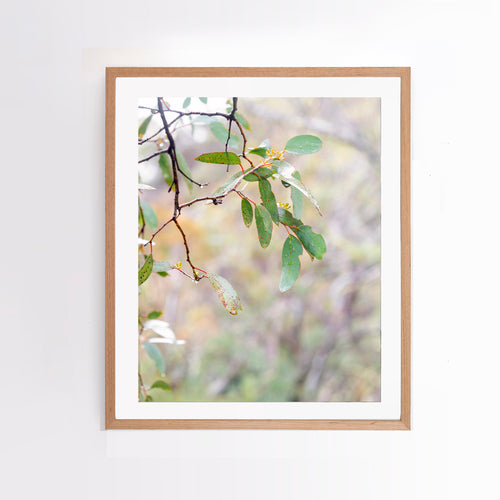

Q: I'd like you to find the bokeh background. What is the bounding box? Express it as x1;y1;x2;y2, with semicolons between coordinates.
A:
138;96;380;402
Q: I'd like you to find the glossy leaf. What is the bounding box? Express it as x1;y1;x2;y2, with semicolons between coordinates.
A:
258;178;279;225
254;204;273;248
176;151;193;191
278;207;303;227
248;147;268;158
194;152;241;165
182;97;191;108
209;122;239;148
138;114;153;138
147;311;162;319
151;380;171;391
241;198;253;228
272;160;295;177
292;225;327;260
243;167;274;182
211;170;245;197
235;112;251;130
157;271;167;277
198;97;208;104
152;261;174;273
291;171;303;218
285;135;322;155
207;273;242;316
280;235;303;292
140;200;158;229
138;255;153;285
275;164;322;216
158;153;173;185
143;342;166;375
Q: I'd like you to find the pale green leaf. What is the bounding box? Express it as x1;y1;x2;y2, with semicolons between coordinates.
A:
285;135;322;155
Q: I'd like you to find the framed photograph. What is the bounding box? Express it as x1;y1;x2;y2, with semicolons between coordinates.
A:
105;67;411;429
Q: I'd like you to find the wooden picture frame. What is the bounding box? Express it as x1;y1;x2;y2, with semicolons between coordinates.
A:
106;67;411;430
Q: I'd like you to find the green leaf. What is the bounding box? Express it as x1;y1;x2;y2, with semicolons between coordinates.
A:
291;171;303;218
194;152;241;165
248;147;268;158
147;311;162;319
183;97;191;108
158;154;173;186
285;135;322;155
207;273;242;315
140;200;158;229
151;380;171;391
280;235;303;292
209;121;239;148
254;204;273;248
143;342;166;375
278;207;303;227
235;112;251;130
138;114;153;138
258;178;279;225
138;255;153;285
274;163;322;216
176;151;193;191
152;261;174;272
243;167;274;182
241;198;253;228
211;170;245;197
292;225;327;260
199;97;208;104
145;395;153;402
157;271;168;277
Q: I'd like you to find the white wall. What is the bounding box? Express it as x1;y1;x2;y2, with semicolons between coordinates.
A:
1;1;499;499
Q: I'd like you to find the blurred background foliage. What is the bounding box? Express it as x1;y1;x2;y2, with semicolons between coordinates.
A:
138;97;381;402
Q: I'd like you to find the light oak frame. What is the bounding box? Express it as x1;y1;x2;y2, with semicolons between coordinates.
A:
105;67;411;430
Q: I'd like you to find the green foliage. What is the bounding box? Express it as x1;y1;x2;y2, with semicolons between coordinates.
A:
248;146;268;158
243;167;274;181
138;114;153;138
212;170;245;197
209;122;239;148
254;204;273;248
158;153;173;185
285;134;322;155
291;171;303;218
183;97;191;108
241;198;253;228
147;311;163;319
176;150;193;190
278;207;302;227
143;342;166;375
140;200;158;229
199;97;208;104
280;235;303;292
258;178;279;225
235;112;251;130
151;380;171;391
207;273;242;316
194;152;241;165
273;163;322;216
138;255;153;285
292;225;327;260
